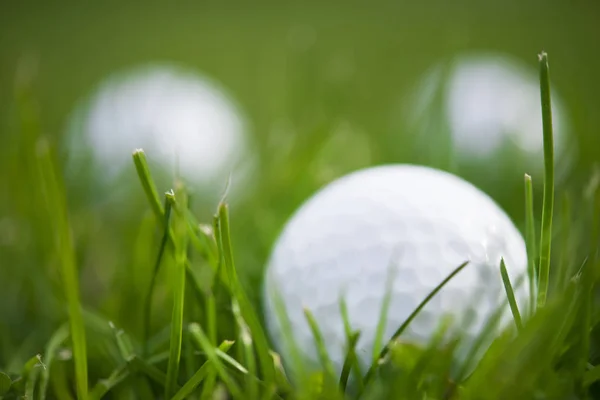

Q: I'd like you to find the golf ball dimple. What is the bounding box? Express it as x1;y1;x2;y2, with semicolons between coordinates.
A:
262;164;529;375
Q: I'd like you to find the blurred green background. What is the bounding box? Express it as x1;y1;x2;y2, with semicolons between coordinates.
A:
1;0;599;373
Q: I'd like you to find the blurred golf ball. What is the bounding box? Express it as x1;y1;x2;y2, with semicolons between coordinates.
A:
404;52;574;179
262;164;529;376
64;63;253;204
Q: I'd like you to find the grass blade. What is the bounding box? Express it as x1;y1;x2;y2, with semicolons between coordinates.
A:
231;299;258;399
132;149;164;219
215;201;275;384
89;364;129;400
144;192;175;356
524;173;537;317
362;261;469;389
303;307;337;380
129;355;168;387
36;140;88;399
165;187;189;398
39;324;69;399
555;193;572;294
175;336;238;400
372;261;398;365
537;51;555;308
24;354;44;400
188;323;242;398
339;296;364;390
171;362;212;400
339;331;361;393
500;258;523;331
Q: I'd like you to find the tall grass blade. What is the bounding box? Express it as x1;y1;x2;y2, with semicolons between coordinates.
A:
232;299;258;399
524;173;537;317
372;260;398;365
36;140;88;400
39;323;69;400
165;187;189;398
555;193;572;294
537;51;555;308
144;192;174;356
500;258;523;331
303;307;337;381
362;261;469;389
339;296;364;390
215;201;275;383
339;331;361;393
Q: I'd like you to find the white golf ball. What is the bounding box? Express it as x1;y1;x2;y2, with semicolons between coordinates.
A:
64;64;253;203
404;52;574;179
262;164;529;375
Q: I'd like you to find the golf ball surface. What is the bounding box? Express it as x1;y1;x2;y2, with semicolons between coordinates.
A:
262;164;528;374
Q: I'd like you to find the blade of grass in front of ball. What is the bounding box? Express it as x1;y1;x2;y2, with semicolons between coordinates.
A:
200;243;221;400
165;188;188;399
524;173;537;317
133;149;165;218
271;285;309;386
500;258;523;331
232;299;259;399
372;260;398;366
38;323;69;400
268;350;293;396
215;201;275;384
339;331;361;393
537;51;556;309
339;296;364;389
361;261;469;390
143;192;174;356
406;314;455;387
454;289;512;383
303;308;337;382
36;139;88;400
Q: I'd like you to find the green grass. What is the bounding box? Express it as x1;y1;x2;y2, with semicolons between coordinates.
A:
1;51;599;400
